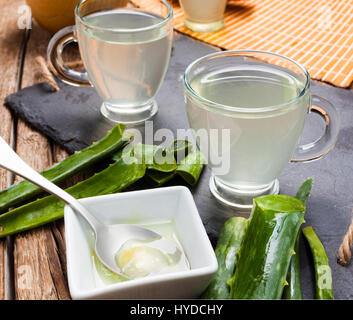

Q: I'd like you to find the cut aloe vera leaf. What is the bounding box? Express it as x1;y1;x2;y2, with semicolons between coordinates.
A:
0;157;145;238
145;139;194;184
283;234;302;300
295;178;313;205
202;217;248;299
112;143;176;173
145;170;176;186
283;178;313;300
229;195;305;300
168;139;194;160
0;124;128;213
176;150;205;186
146;150;205;186
302;225;334;300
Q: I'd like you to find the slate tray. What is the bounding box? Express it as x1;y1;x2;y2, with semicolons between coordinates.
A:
4;33;353;299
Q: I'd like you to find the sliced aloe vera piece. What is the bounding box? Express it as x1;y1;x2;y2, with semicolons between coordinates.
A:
302;225;334;300
202;217;248;299
176;151;205;186
112;143;176;173
229;195;305;299
168;139;193;160
146;150;205;186
283;178;313;300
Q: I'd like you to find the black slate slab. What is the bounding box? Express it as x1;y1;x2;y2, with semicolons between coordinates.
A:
4;33;353;299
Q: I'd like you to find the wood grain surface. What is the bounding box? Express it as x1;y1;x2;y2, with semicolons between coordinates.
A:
8;6;93;298
12;17;71;299
0;0;27;300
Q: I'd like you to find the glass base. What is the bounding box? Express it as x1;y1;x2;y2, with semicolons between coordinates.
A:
184;19;225;33
209;176;280;210
100;100;158;125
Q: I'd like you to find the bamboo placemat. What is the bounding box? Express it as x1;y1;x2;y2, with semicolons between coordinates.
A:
133;0;353;88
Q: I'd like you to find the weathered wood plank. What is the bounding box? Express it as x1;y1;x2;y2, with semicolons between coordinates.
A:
13;19;70;300
0;0;27;300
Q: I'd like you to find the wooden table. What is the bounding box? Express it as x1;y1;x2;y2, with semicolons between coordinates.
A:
0;0;75;299
0;0;352;300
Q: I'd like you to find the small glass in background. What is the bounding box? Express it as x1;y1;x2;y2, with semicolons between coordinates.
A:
179;0;228;33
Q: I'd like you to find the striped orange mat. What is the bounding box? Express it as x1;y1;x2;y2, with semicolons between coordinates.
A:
133;0;353;88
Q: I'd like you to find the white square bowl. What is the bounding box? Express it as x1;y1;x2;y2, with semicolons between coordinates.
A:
64;186;218;299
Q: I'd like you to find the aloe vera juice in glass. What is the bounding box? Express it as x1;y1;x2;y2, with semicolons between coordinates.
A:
184;51;339;208
187;65;307;188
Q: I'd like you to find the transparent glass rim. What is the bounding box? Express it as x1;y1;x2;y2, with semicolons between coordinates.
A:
75;0;173;33
183;50;310;114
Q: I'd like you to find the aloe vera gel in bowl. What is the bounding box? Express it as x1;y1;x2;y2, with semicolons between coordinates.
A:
64;187;218;299
91;219;190;287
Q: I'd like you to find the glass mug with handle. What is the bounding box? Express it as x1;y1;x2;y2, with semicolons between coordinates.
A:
183;50;340;209
47;0;173;124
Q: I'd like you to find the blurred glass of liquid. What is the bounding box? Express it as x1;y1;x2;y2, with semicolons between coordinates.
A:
179;0;228;33
26;0;82;33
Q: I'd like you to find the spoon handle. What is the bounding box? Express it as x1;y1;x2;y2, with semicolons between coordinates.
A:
0;137;101;232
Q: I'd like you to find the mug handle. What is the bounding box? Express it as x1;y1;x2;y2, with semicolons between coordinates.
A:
47;26;90;87
291;95;340;162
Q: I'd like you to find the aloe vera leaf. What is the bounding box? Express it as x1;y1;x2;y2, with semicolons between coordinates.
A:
112;143;176;173
202;217;248;299
283;235;303;300
145;139;194;184
229;195;305;299
0;158;145;238
176;150;205;186
146;146;176;172
295;178;313;204
0;124;128;214
283;178;313;300
302;225;334;300
167;139;193;155
146;150;205;186
0;138;203;237
168;139;193;160
146;170;176;185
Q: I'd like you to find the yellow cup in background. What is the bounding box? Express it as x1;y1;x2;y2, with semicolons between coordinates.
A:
26;0;81;34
